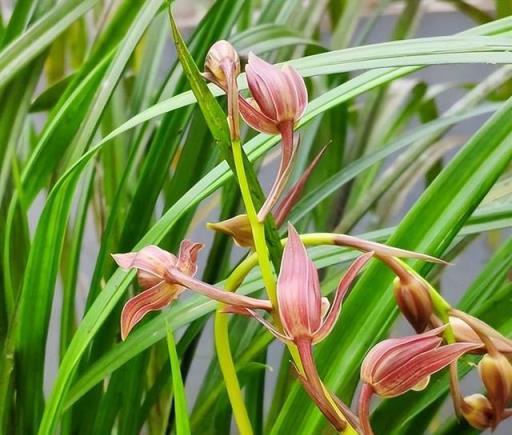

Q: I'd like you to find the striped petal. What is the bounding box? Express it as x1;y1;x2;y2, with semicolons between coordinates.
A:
120;281;178;340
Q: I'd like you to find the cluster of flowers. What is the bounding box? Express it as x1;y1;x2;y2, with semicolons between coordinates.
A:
112;41;512;434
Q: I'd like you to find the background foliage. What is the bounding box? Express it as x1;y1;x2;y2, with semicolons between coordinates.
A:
0;0;511;434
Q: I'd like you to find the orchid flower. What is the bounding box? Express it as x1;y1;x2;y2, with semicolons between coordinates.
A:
241;53;307;220
203;42;308;221
227;223;372;431
358;326;479;434
113;241;271;340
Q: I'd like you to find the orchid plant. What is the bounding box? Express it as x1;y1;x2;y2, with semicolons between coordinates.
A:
3;2;512;435
112;38;512;435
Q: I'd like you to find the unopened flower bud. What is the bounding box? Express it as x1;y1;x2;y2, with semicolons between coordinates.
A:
207;214;253;248
478;352;512;422
460;394;494;430
204;40;240;89
393;276;433;332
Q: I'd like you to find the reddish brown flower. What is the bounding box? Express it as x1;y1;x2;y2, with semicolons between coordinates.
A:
114;241;271;340
240;53;308;220
358;327;479;434
113;241;203;340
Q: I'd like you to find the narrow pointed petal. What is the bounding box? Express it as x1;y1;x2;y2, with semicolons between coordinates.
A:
233;307;291;342
257;123;297;221
166;267;272;311
274;146;327;226
277;224;322;338
112;252;137;269
313;252;374;344
377;342;479;397
120;281;175;340
332;235;447;264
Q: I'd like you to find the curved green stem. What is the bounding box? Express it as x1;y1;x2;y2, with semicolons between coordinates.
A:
214;306;253;435
231;137;277;304
211;253;266;435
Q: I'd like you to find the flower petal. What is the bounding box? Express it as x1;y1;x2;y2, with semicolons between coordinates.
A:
333;235;447;264
361;326;447;383
166;267;272;311
113;245;177;289
176;240;204;276
112;252;137;269
277;224;322;339
377;342;479;397
274;145;327;226
239;96;280;134
120;281;176;340
282;64;308;121
246;52;282;120
207;214;254;248
313;252;374;344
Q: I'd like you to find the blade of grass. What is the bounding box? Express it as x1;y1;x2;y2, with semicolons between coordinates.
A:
165;324;191;435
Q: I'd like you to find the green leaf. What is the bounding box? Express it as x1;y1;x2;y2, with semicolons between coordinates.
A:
0;0;99;88
271;95;512;434
166;324;191;435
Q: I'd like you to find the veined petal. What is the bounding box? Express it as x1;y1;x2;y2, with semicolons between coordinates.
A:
120;281;177;340
282;64;308;121
277;224;321;338
246;52;283;120
279;65;308;122
361;326;446;382
313;252;374;344
376;342;479;397
113;245;177;289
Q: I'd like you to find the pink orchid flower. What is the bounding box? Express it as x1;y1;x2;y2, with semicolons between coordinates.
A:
358;326;480;434
240;53;308;220
245;224;373;346
230;223;372;431
114;241;271;340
